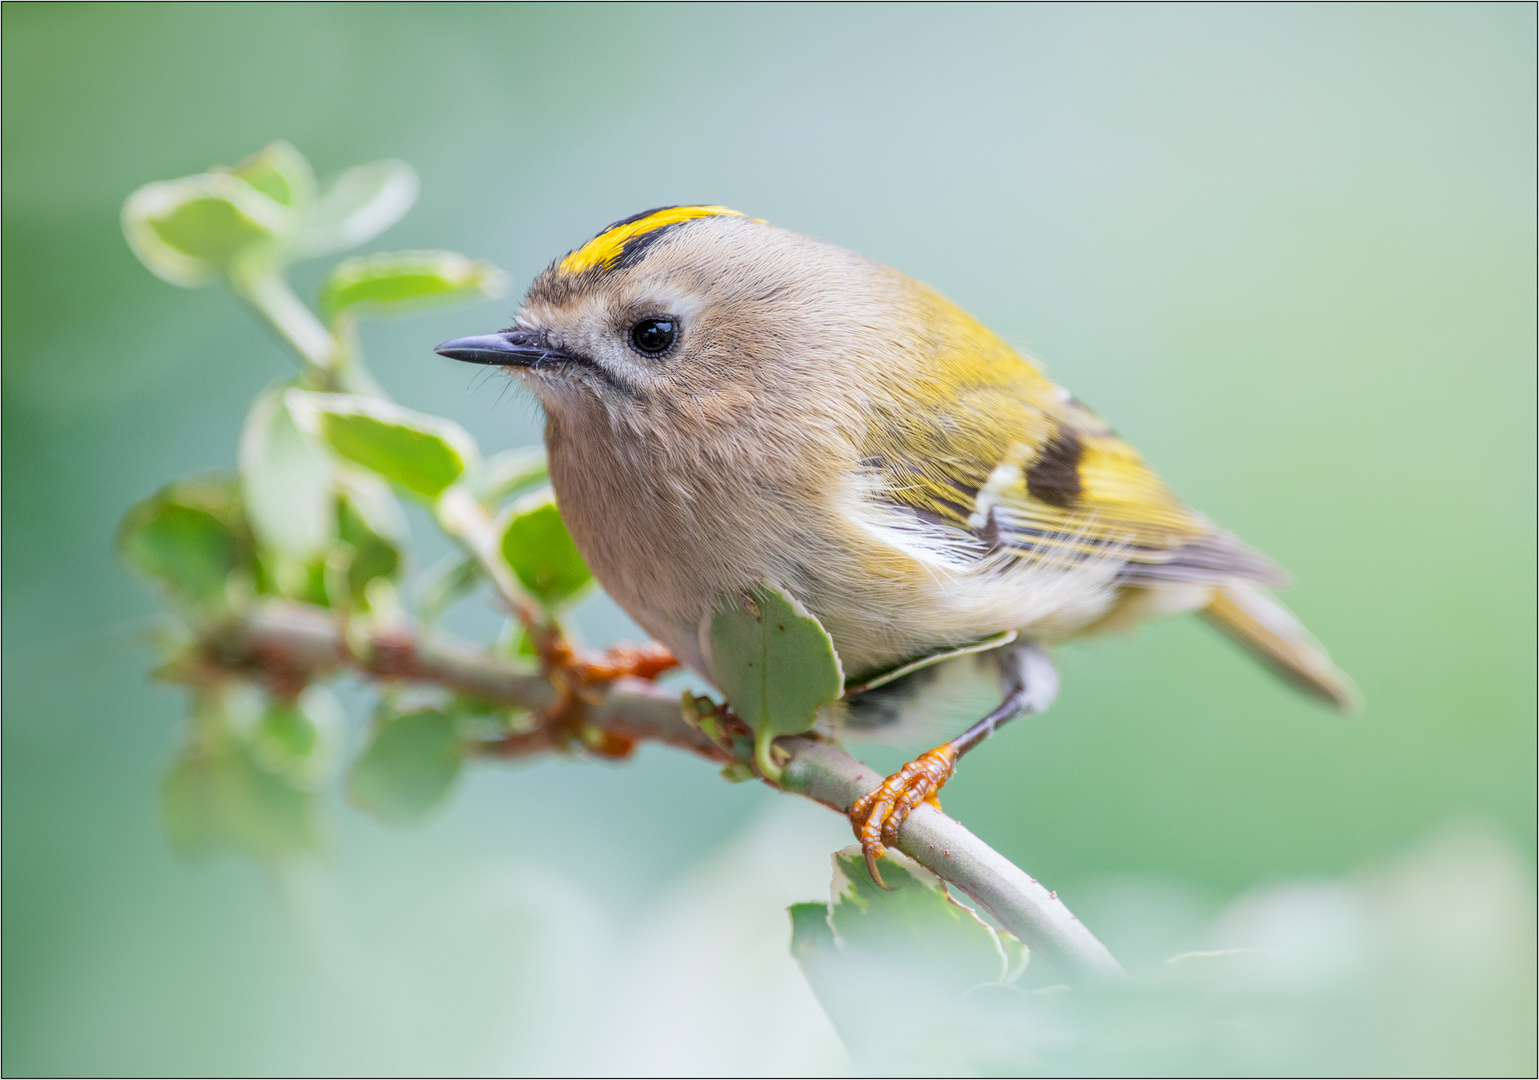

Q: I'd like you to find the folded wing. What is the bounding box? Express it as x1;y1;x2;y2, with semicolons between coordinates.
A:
858;298;1355;710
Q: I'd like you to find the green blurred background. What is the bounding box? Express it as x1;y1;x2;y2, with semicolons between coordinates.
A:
4;4;1533;1075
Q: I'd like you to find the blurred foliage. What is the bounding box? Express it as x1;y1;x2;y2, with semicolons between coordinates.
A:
792;849;1022;1070
110;143;568;863
4;6;1532;1076
348;707;464;826
160;683;343;859
794;829;1536;1076
117;476;254;612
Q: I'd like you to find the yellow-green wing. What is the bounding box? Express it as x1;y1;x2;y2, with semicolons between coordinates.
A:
862;294;1282;585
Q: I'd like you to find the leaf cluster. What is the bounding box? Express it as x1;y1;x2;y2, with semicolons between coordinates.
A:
119;143;587;856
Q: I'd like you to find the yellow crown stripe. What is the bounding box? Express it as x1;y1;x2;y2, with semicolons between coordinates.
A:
559;206;743;275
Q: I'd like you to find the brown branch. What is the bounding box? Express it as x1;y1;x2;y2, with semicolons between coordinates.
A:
209;599;723;760
204;597;1126;988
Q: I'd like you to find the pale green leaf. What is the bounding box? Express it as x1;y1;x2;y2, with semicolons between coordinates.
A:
286;391;479;501
299;159;419;256
347;708;464;825
238;382;336;578
788;900;869;1052
335;469;409;544
318;249;507;323
336;493;403;607
116;477;251;606
319;413;465;498
828;846;1007;989
122;171;292;286
789;850;1011;1063
162;744;320;859
497;490;591;608
254;703;317;768
223;140;316;210
248;685;344;790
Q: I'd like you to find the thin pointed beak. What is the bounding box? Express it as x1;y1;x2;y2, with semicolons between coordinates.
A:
434;327;569;367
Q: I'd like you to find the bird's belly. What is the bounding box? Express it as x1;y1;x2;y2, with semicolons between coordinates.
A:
545;438;821;678
546;434;1122;687
794;551;1124;681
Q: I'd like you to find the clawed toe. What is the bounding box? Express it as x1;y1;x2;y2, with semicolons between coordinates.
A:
847;745;958;888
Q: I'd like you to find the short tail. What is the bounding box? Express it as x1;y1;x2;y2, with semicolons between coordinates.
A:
1201;581;1361;713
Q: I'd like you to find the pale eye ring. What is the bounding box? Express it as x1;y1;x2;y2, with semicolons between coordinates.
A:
630;318;676;355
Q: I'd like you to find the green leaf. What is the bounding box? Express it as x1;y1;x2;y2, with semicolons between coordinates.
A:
335;469;408;544
828;847;1007;992
286;391;479;501
416;554;482;627
255;702;316;763
122;171;292;286
501;623;541;659
787;849;1011;1061
720;762;756;783
790;901;838;956
249;686;345;789
238;383;337;590
497;490;592;608
336;493;402;607
788;900;870;1050
298;159;419;257
472;446;548;506
117;477;251;606
706;585;843;779
162;744;319;859
318;250;507;324
121;505;237;603
347;708;464;825
224;140;315;210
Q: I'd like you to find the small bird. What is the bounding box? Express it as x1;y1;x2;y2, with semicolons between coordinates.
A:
437;206;1358;875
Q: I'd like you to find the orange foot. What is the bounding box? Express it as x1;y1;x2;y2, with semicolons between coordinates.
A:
512;638;679;759
567;641;678;684
848;744;959;888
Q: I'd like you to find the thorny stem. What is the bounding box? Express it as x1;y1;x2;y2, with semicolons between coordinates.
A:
207;597;1128;989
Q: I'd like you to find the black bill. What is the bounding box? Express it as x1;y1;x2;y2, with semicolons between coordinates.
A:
434;327;569;367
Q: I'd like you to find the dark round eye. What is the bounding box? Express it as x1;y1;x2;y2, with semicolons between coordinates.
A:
630;318;676;355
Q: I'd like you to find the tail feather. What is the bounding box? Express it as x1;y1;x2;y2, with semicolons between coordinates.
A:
1201;581;1361;713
